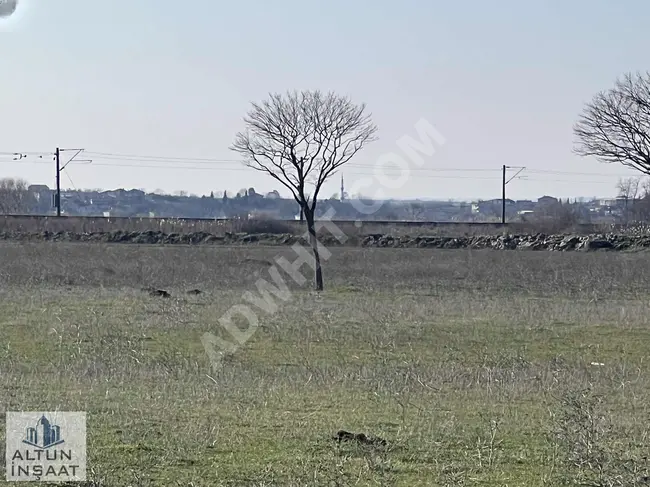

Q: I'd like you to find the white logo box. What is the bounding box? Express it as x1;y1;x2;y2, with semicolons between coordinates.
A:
6;412;87;482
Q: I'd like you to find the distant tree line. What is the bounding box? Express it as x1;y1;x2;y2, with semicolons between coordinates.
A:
0;178;37;215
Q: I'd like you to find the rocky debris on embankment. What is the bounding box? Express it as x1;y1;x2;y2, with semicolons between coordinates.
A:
0;230;649;251
359;233;650;251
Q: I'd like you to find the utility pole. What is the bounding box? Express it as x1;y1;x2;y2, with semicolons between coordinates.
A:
501;165;506;224
54;148;91;216
55;148;61;216
501;165;526;225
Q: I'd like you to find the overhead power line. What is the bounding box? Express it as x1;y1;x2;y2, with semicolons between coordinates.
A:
0;147;641;206
0;148;642;175
2;154;639;178
79;152;646;177
84;151;242;163
0;151;53;157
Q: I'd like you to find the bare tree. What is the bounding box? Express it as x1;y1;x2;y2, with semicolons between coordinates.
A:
633;178;650;222
0;178;35;214
616;176;643;223
527;200;580;233
574;71;650;173
405;202;426;221
231;90;378;291
617;177;642;201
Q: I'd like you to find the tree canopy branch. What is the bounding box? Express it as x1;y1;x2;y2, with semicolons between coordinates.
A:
230;90;378;212
574;71;650;174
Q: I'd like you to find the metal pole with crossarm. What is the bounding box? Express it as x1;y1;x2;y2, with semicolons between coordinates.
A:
54;148;92;216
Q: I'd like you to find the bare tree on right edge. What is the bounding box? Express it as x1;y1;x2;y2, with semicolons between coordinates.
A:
230;90;378;291
573;71;650;174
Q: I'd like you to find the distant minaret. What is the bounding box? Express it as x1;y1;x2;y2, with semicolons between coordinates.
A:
340;174;345;201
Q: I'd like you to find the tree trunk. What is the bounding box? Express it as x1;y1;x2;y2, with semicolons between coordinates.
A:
304;209;323;291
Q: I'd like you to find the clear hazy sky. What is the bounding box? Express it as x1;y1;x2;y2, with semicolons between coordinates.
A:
1;0;647;201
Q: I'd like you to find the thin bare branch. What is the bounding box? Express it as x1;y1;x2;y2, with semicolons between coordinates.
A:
574;71;650;174
230;90;378;210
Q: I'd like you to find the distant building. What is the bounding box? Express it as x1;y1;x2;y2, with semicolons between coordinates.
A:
28;184;50;192
516;199;535;211
474;198;514;214
537;195;558;205
27;184;52;202
599;197;627;208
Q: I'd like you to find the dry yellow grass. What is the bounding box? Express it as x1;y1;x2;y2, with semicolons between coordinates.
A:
0;214;635;237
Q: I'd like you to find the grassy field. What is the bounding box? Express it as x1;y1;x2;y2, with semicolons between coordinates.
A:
1;242;650;486
0;214;641;237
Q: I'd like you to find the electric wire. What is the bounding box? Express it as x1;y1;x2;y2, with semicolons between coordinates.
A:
0;149;641;187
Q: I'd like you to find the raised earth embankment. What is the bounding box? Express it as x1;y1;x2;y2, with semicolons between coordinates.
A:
1;230;649;251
